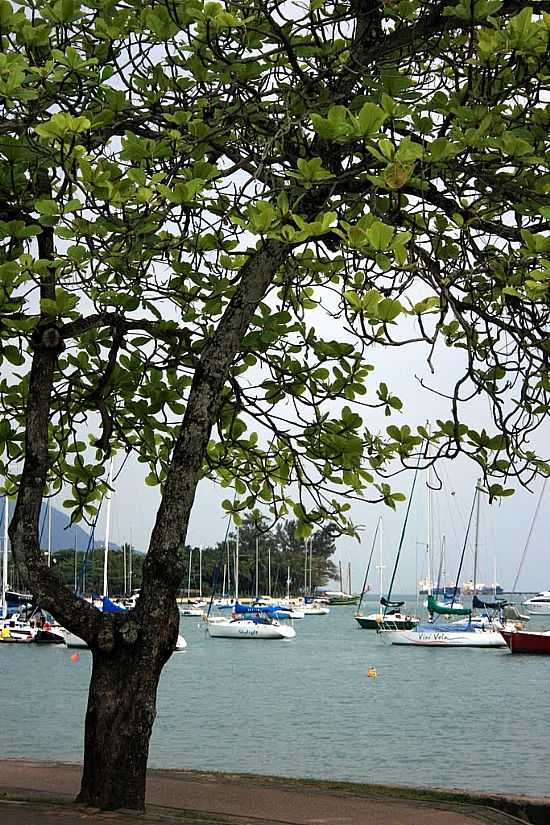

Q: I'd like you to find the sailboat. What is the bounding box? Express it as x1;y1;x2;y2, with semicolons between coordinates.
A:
205;530;296;640
382;480;506;648
355;519;419;630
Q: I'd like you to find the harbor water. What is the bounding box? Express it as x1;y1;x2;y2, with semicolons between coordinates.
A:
1;602;549;797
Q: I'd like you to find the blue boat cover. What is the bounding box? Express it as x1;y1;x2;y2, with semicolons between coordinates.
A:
234;602;280;615
102;596;127;613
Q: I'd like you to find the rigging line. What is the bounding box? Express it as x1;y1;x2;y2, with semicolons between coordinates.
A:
38;500;48;545
383;452;423;619
356;517;381;614
76;498;104;595
450;485;477;608
512;476;548;593
112;449;132;484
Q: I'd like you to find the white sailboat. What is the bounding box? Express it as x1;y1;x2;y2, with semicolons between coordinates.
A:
382;480;506;648
205;530;296;640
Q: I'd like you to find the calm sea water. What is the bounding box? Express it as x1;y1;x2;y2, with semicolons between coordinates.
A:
1;601;549;797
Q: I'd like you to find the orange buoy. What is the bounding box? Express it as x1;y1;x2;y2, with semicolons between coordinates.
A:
70;653;80;663
367;666;377;678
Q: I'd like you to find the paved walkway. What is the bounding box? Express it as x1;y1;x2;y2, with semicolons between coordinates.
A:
0;760;544;825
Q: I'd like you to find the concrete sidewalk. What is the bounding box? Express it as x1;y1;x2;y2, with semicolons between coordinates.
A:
0;760;547;825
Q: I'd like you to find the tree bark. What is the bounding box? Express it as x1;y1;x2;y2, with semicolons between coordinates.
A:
77;602;178;811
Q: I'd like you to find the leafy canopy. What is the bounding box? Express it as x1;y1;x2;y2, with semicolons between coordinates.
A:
0;0;549;542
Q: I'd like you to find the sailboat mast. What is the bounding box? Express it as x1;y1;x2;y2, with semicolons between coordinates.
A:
304;539;308;597
379;519;384;609
102;460;113;598
199;545;203;600
235;527;239;602
226;538;232;596
128;539;132;594
286;564;290;601
348;561;352;595
493;556;497;599
128;526;133;594
268;543;271;597
309;539;313;596
473;481;481;598
339;560;343;593
255;536;259;599
222;563;226;599
427;462;433;596
3;496;8;618
47;497;52;567
74;531;78;592
187;546;192;601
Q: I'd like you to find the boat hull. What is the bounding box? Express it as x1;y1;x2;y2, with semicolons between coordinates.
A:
206;619;296;639
64;630;188;651
355;614;418;630
501;630;550;654
63;630;88;648
34;629;65;644
383;628;506;647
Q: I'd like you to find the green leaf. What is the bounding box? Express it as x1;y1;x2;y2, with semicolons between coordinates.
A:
366;220;394;251
396;138;423;163
355;103;386;136
35;113;90;140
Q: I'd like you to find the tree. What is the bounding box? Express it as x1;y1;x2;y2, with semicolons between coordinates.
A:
1;0;549;810
220;515;337;596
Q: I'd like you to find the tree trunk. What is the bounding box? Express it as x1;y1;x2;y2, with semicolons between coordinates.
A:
76;607;177;810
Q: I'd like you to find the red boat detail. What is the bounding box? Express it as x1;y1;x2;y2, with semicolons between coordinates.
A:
501;630;550;654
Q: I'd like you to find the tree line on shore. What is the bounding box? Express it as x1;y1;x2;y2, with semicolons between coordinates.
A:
20;517;339;599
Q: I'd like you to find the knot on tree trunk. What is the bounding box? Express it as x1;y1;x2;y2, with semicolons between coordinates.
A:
120;618;139;645
97;620;116;652
31;324;65;353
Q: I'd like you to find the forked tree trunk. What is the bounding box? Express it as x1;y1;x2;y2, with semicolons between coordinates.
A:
76;607;177;810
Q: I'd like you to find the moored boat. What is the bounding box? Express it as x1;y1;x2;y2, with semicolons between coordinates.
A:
206;615;296;639
206;603;296;639
355;518;419;631
500;629;550;654
382;617;507;648
522;591;550;615
355;607;418;630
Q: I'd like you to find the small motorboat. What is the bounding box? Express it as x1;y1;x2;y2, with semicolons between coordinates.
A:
522;591;550;615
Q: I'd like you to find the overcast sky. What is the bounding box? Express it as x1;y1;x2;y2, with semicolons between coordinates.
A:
99;332;548;595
